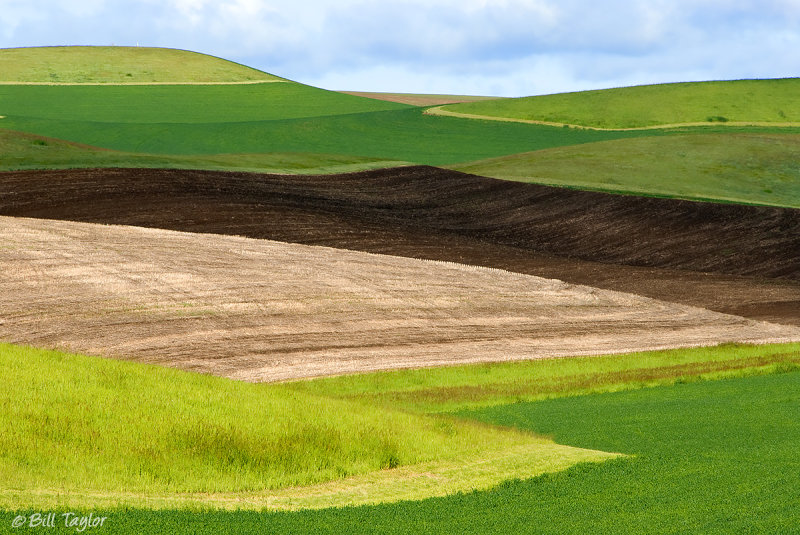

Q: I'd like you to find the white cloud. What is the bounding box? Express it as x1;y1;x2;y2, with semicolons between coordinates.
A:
1;0;799;96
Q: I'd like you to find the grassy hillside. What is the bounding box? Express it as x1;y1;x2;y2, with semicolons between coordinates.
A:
450;133;800;208
0;46;279;83
132;370;798;535
0;342;609;510
440;78;800;129
290;342;800;413
5;342;798;531
2;47;800;208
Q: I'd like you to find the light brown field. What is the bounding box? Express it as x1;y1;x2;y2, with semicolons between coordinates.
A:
1;216;797;382
339;91;502;106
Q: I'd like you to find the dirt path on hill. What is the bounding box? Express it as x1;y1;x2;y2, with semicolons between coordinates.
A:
1;216;797;382
1;166;797;326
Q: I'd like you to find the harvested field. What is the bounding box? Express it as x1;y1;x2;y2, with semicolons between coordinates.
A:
0;166;798;325
1;216;797;382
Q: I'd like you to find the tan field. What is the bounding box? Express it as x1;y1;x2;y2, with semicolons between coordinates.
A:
1;216;797;382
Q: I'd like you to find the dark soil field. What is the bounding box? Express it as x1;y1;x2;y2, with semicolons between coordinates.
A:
1;166;798;325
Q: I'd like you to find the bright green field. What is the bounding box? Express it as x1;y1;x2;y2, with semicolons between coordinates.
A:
450;133;800;208
3;342;798;533
441;78;800;129
0;46;278;83
0;342;610;511
289;342;800;413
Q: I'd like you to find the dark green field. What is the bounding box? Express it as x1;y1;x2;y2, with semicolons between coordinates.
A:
6;367;798;534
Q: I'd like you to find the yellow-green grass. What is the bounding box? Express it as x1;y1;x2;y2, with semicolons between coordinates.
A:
438;78;800;129
0;342;614;510
0;46;280;84
0;129;408;174
287;342;800;414
449;133;800;208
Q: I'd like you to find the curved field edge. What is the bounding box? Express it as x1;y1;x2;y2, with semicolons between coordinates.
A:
0;46;282;84
288;342;800;414
436;78;800;129
0;443;615;511
426;104;800;131
4;370;797;533
0;342;614;511
449;133;800;209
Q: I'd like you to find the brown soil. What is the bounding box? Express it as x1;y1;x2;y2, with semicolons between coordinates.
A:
2;216;796;382
339;92;498;106
1;166;797;325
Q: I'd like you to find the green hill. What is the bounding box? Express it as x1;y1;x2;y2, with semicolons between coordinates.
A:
1;47;799;208
0;46;279;83
450;133;800;208
438;78;800;129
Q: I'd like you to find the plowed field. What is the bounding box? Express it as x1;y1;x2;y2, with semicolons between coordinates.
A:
1;216;797;381
1;166;798;325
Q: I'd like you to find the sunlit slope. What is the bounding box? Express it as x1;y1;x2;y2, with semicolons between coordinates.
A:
440;78;800;129
0;342;611;510
450;133;800;208
0;46;280;83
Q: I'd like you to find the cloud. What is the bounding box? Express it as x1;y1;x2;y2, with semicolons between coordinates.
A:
1;0;799;96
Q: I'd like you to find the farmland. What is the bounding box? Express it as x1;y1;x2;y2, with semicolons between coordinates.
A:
450;133;800;208
437;78;800;129
1;46;799;533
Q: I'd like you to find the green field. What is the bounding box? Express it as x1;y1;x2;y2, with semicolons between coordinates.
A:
3;342;798;532
0;342;614;511
0;106;643;168
438;78;800;129
0;130;408;174
0;46;278;83
2;47;800;209
450;133;800;208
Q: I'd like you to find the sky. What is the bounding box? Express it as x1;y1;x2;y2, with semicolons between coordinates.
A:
1;0;799;97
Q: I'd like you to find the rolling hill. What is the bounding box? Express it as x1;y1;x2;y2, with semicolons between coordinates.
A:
1;45;800;532
0;45;279;83
2;47;800;210
435;78;800;129
450;133;800;208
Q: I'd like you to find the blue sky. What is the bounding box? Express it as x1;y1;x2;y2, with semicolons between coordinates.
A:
1;0;799;96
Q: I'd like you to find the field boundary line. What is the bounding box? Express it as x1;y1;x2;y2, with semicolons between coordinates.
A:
424;105;800;131
0;442;621;511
